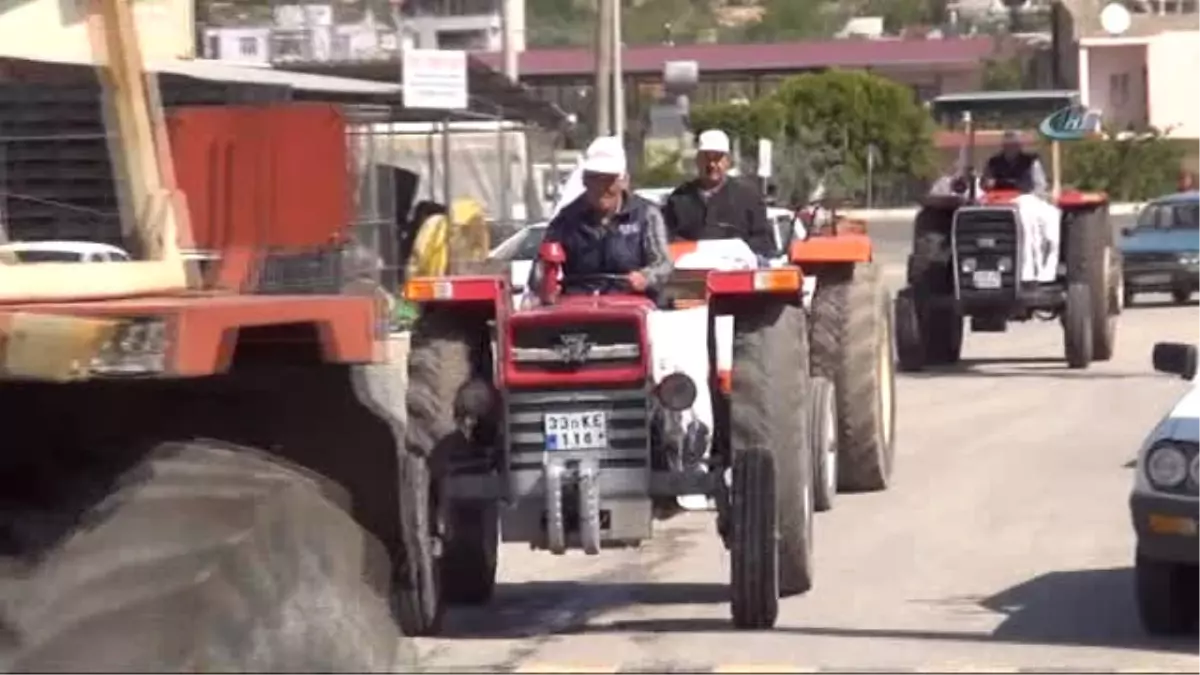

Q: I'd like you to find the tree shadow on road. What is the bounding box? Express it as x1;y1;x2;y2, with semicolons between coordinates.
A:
546;568;1196;656
901;357;1160;381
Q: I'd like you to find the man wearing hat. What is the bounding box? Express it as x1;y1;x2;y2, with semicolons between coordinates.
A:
983;130;1049;196
525;135;673;300
661;129;777;257
983;130;1062;284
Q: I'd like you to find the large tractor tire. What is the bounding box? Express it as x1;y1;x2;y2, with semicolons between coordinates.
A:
810;263;897;493
1065;206;1117;361
730;299;813;601
893;287;926;372
400;308;497;636
1063;282;1094;369
1;440;407;673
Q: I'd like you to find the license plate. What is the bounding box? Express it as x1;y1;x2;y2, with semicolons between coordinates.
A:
971;270;1002;289
1135;273;1171;285
543;411;608;450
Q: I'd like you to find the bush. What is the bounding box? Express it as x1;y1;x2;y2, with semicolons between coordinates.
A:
1056;127;1189;201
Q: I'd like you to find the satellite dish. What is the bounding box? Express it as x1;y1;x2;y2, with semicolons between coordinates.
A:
1100;2;1132;36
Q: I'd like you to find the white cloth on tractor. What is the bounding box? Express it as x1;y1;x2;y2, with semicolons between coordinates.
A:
1014;193;1062;284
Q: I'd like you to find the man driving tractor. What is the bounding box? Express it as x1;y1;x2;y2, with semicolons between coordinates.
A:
981;130;1061;285
526;135;674;299
663;129;778;258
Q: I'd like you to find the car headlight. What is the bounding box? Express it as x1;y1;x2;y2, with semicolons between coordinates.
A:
1146;443;1189;490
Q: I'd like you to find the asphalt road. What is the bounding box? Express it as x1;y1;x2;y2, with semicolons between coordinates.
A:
412;213;1200;672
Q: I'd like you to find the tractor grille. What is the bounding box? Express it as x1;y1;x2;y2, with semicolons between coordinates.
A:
506;387;650;467
510;319;642;369
953;209;1019;293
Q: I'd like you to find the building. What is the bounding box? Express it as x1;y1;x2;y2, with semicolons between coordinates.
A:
1070;2;1198;139
400;0;525;51
201;4;401;64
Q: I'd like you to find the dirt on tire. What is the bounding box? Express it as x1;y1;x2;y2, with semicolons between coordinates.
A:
0;440;408;673
730;299;813;597
810;263;897;493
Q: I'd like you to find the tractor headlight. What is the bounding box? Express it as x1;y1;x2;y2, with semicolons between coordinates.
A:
1190;454;1199;488
1146;443;1189;490
655;372;697;412
91;318;168;375
960;257;977;273
1179;252;1199;266
997;256;1013;273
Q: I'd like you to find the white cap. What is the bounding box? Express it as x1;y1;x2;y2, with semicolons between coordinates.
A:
697;129;731;154
581;135;627;175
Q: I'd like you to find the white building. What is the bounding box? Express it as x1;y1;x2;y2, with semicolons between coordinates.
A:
202;4;401;64
400;0;525;51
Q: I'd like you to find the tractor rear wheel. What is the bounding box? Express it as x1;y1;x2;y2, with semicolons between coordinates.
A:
810;263;897;493
2;440;406;673
1066;206;1116;361
730;299;813;600
400;308;496;635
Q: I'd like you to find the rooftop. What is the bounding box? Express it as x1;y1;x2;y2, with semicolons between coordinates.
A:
473;36;1000;77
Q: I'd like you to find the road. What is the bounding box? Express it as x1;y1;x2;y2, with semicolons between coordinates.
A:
412;214;1199;672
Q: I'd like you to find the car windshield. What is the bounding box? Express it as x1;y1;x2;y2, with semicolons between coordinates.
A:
1135;201;1200;230
491;226;547;261
11;249;82;262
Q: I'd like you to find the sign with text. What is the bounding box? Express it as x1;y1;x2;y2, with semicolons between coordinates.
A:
1039;104;1103;141
402;49;468;111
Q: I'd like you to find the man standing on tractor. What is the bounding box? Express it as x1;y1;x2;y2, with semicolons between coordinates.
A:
662;129;778;258
982;130;1061;285
525;135;674;301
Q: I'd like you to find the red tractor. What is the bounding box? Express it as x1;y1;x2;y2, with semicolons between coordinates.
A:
402;236;821;632
894;91;1121;371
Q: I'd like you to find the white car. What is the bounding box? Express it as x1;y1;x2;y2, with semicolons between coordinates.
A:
0;240;131;263
489;222;548;295
1130;341;1199;636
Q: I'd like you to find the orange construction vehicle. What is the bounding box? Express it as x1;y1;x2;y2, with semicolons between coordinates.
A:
0;0;465;669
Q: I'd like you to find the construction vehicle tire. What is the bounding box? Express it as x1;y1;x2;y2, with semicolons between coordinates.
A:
730;299;813;597
810;263;896;493
1;439;409;673
400;308;495;634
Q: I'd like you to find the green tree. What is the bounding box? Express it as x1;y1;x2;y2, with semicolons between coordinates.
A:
737;0;847;41
856;0;934;34
1059;128;1189;202
624;0;720;45
981;57;1026;91
690;70;935;205
526;0;593;47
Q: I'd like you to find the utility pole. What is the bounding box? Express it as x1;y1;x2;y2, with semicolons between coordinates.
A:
612;0;625;143
594;0;614;137
498;0;518;226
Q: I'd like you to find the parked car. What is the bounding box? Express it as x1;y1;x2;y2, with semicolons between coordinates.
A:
1130;341;1199;636
1120;191;1199;306
0;240;131;263
488;221;547;295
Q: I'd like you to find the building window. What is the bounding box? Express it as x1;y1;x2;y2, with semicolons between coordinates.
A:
239;36;259;57
437;29;486;50
1109;72;1130;108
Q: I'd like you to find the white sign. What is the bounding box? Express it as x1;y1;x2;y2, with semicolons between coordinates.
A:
402;48;468;111
757;138;773;178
